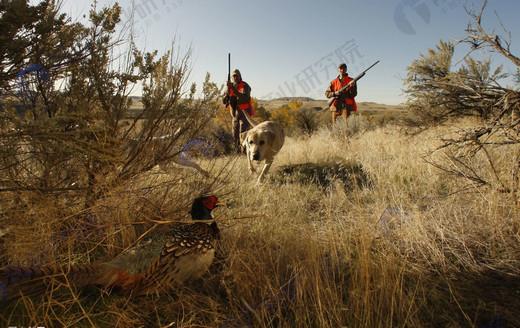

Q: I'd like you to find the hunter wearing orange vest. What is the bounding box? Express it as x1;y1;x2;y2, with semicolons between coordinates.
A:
325;63;358;127
223;69;254;152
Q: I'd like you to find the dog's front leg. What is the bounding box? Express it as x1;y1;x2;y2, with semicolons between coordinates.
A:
257;161;272;184
247;153;256;174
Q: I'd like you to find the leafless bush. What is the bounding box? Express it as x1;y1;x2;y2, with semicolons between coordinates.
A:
294;107;319;135
404;1;520;199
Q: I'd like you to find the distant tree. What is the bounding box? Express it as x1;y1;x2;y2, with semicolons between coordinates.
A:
288;100;303;111
270;105;293;127
250;97;270;121
295;108;319;135
255;105;270;121
270;100;302;128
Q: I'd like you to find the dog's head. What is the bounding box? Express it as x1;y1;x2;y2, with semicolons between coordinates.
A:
241;129;275;161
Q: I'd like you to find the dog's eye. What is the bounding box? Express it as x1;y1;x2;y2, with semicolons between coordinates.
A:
249;140;254;144
259;140;265;146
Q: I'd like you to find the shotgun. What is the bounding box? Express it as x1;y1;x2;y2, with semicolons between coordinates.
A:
223;53;231;107
225;53;238;118
327;60;380;106
227;53;231;86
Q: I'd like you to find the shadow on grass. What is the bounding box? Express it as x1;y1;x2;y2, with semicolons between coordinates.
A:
272;160;373;192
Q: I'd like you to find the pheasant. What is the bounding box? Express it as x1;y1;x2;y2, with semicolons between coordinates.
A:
0;195;220;302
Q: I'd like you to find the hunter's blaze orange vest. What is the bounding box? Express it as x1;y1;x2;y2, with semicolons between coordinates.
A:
229;81;253;112
331;75;357;111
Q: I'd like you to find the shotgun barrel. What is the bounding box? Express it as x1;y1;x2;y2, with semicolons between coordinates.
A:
227;53;231;84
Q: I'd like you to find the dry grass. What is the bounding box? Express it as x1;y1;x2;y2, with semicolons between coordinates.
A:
1;121;519;327
211;122;520;327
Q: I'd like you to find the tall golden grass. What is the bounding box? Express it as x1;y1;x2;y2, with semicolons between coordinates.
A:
1;119;519;327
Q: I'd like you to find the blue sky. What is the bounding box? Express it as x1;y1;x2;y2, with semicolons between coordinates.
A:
60;0;520;105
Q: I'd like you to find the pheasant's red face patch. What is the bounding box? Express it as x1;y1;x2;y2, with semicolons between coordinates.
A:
202;195;218;210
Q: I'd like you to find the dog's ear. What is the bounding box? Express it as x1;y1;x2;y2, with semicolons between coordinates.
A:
265;131;276;147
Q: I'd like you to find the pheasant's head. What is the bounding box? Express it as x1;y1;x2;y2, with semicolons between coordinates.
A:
190;195;219;220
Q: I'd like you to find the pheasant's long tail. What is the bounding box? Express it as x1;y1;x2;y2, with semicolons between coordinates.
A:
0;263;143;302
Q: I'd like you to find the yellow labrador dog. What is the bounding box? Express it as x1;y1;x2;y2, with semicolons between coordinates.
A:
241;119;285;184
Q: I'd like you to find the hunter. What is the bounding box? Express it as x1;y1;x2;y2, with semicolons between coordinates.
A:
223;69;254;152
325;63;358;127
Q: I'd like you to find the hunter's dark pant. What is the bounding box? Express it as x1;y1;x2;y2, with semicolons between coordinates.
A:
232;109;252;151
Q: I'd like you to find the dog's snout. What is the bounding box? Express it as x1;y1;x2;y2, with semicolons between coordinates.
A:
252;152;260;160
